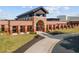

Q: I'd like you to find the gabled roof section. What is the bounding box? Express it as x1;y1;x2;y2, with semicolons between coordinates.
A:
17;6;49;17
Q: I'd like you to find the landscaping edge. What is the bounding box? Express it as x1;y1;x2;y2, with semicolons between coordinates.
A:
13;35;44;53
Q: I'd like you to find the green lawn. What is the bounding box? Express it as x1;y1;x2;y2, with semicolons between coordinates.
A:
0;33;37;53
52;26;79;33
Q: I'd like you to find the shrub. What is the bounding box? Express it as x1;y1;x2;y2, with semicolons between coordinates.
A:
30;32;37;34
46;30;50;33
0;28;3;33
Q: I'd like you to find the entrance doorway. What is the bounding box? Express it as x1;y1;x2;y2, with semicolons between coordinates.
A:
36;20;44;31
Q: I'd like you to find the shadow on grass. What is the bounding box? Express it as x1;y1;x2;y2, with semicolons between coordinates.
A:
49;31;65;35
13;35;44;53
60;35;79;52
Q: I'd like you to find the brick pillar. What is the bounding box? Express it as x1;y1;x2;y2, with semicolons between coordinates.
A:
25;26;27;33
66;25;67;29
57;24;59;29
44;25;46;32
47;25;49;31
5;25;8;33
62;24;64;29
66;24;68;29
9;26;12;34
65;25;67;29
52;25;53;31
71;24;73;28
54;25;56;30
59;24;61;29
33;25;36;32
63;24;65;29
18;26;20;34
78;24;79;26
70;24;72;28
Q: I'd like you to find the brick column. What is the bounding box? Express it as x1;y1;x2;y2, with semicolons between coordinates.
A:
33;25;36;32
44;25;46;32
70;25;72;28
52;25;53;31
18;26;20;34
65;25;67;29
57;24;59;29
25;26;27;33
5;25;8;33
59;24;61;29
63;24;65;29
9;26;12;34
71;24;73;28
54;25;56;30
47;25;49;31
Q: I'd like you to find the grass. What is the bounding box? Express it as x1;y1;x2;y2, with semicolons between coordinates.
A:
0;33;37;53
52;26;79;33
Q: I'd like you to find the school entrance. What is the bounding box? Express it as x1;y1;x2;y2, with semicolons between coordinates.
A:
36;20;44;32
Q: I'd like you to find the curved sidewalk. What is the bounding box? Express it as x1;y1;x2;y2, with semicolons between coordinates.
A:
25;32;60;53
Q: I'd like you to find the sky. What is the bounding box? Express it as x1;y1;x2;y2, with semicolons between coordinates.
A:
0;6;79;19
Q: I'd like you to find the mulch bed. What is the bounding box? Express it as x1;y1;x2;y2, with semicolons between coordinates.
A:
49;31;65;35
13;35;44;53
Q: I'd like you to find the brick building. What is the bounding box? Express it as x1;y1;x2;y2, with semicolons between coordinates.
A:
0;7;79;34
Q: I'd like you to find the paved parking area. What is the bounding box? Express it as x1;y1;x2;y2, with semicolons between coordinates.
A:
50;33;79;53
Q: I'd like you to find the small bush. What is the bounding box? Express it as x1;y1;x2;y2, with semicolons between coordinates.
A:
46;30;50;33
0;29;4;33
30;32;37;34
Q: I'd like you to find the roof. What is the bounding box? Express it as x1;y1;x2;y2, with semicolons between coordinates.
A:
17;6;49;18
47;18;59;21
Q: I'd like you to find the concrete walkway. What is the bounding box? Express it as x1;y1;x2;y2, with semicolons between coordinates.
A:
25;32;60;53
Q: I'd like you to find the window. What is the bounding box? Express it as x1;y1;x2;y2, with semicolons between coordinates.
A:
12;26;17;33
43;14;46;17
40;15;43;17
53;25;55;30
36;14;40;16
27;25;32;31
1;25;5;31
20;26;25;32
49;25;52;30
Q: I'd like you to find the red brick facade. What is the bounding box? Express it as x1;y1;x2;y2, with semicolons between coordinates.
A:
0;17;79;34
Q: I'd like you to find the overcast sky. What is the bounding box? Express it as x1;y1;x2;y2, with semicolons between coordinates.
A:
0;6;79;19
